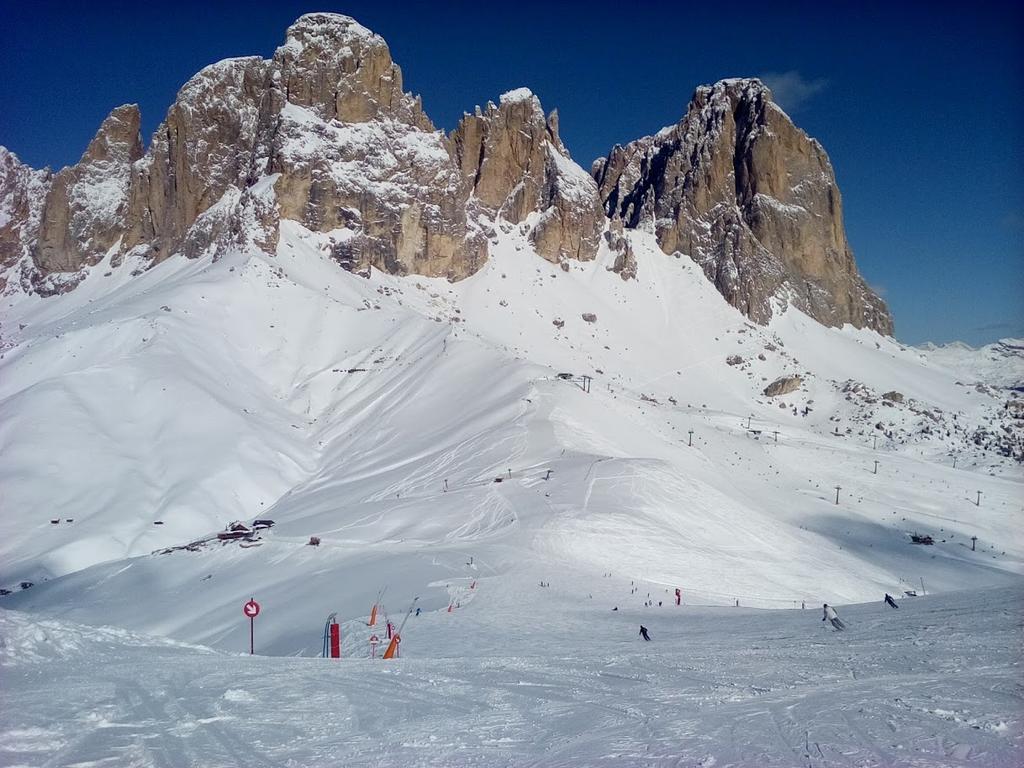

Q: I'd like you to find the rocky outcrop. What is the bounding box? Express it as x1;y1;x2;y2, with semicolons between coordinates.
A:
763;375;803;397
9;14;490;284
594;78;892;334
35;104;142;273
0;148;51;289
123;58;268;263
269;100;482;277
1;19;892;340
450;89;604;264
267;15;483;278
603;218;636;280
274;13;430;128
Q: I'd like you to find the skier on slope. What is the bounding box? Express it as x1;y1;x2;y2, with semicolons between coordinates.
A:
822;603;846;631
884;593;899;609
639;625;651;641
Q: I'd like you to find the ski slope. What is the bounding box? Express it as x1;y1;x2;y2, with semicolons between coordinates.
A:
2;586;1021;767
0;221;1021;764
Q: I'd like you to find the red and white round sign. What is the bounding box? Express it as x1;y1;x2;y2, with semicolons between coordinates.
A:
243;599;261;618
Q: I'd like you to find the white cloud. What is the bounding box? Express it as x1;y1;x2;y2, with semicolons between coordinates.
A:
759;71;828;113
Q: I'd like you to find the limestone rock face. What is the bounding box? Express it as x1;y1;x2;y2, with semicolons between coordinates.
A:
450;89;604;264
267;14;484;278
274;13;430;129
2;18;893;340
19;13;488;283
594;78;892;334
0;148;51;290
123;58;269;262
35;104;142;273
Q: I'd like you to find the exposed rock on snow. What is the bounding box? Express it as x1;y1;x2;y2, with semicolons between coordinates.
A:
122;58;268;264
1;17;887;341
594;78;892;334
275;13;428;128
270;102;482;278
35;105;142;279
763;374;803;396
267;14;484;278
603;218;637;280
450;90;604;264
0;147;51;291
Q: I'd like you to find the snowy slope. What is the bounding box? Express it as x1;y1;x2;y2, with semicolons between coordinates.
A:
2;587;1022;767
1;219;1022;765
917;338;1024;391
2;223;1020;659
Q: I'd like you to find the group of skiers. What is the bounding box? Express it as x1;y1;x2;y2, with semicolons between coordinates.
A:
820;594;896;631
637;593;900;641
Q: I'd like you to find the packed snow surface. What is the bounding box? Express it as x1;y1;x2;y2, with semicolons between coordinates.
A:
1;587;1021;766
0;220;1021;764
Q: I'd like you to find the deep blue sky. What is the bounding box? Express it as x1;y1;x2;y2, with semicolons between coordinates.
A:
2;1;1021;346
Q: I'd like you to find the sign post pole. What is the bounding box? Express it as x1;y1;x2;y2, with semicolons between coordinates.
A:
243;598;261;655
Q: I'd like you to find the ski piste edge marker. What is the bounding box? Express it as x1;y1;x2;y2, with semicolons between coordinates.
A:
368;585;388;626
382;596;418;659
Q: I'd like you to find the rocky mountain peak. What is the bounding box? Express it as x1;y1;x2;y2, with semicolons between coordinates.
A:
274;12;427;128
33;103;142;285
2;20;891;336
594;77;893;334
693;77;772;105
451;88;604;264
0;148;52;290
80;104;143;167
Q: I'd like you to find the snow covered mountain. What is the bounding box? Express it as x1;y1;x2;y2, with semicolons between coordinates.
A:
0;12;1022;766
2;13;888;334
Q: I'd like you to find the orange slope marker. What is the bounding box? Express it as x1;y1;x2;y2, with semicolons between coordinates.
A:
382;596;418;660
368;586;387;626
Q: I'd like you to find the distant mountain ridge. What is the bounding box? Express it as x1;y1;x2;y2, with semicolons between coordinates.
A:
0;12;890;334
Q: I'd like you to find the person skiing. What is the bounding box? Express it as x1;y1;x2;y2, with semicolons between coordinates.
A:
884;593;899;609
639;625;651;641
822;603;846;631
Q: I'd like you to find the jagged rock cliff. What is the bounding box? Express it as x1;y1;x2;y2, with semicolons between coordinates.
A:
0;17;891;335
450;88;604;265
34;105;142;285
3;14;493;287
122;58;269;263
0;148;51;291
266;14;484;278
594;79;892;334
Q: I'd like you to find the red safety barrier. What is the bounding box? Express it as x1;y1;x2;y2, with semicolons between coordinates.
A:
329;622;341;658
